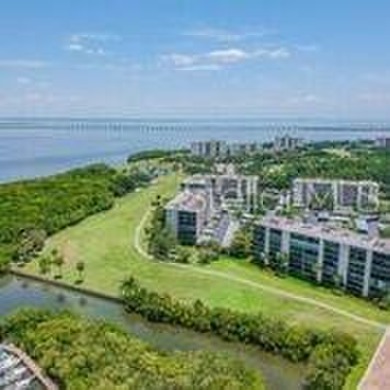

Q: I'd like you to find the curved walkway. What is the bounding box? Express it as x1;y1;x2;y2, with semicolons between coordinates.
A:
134;210;387;330
358;327;390;390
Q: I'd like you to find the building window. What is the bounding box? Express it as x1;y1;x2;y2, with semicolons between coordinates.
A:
253;226;266;263
369;252;390;298
268;228;282;261
346;247;367;296
288;233;320;281
322;241;340;285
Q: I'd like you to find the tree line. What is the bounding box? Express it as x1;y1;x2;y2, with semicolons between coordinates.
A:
121;276;359;390
0;163;154;271
0;308;264;390
243;147;390;196
127;149;187;163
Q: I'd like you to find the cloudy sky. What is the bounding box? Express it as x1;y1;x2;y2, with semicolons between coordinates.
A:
1;0;390;119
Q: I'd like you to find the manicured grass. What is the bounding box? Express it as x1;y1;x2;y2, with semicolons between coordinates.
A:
23;173;387;390
209;258;390;325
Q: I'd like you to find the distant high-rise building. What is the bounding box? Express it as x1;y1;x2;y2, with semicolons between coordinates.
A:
190;140;228;158
190;140;262;158
375;137;390;148
273;135;304;152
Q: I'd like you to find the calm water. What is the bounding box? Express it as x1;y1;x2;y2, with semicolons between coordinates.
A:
0;275;304;390
1;118;390;183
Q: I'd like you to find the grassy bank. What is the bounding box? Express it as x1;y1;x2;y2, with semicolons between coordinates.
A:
23;173;387;390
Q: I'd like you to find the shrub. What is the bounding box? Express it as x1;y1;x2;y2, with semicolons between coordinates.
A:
121;276;359;389
0;308;265;390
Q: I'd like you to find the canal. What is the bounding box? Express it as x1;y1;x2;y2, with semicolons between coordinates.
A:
0;275;305;390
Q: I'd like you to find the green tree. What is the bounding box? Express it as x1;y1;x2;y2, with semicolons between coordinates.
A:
15;228;47;263
76;260;85;283
229;230;251;259
175;246;192;264
150;228;177;260
38;256;51;275
272;252;289;276
52;251;64;279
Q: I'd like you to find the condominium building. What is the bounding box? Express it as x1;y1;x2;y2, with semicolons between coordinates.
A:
190;140;228;158
253;216;390;297
165;190;209;245
293;179;379;211
166;173;258;245
190;140;262;158
273;135;303;152
182;174;259;212
228;142;262;156
211;174;259;212
375;137;390;148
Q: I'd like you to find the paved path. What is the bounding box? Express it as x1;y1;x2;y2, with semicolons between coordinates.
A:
134;210;153;260
359;327;390;389
135;210;387;330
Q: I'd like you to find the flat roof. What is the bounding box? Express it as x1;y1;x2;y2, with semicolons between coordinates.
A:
293;178;378;186
258;216;390;254
186;173;258;181
165;190;207;213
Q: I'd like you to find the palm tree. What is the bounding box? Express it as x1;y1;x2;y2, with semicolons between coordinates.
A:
311;262;322;284
38;255;51;275
256;251;267;267
76;261;85;283
53;253;64;279
275;252;289;276
333;273;344;290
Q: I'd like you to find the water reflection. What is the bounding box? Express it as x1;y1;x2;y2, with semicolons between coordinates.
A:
0;275;305;390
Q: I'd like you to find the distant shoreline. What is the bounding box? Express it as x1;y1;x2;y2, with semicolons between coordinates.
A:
1;121;389;184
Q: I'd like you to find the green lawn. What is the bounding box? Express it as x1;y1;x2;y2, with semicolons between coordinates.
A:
23;173;387;390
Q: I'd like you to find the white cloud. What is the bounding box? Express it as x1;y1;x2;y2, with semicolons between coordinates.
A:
289;94;323;105
65;32;120;56
16;77;32;85
163;54;196;67
16;77;51;89
184;27;275;42
256;47;290;59
70;33;121;43
0;60;48;69
67;43;84;52
177;64;222;72
295;44;320;53
358;92;390;103
206;48;250;64
162;46;290;71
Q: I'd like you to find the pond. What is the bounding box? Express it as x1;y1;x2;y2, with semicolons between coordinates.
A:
0;275;305;390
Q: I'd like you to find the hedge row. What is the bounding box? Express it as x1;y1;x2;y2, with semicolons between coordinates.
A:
121;277;359;390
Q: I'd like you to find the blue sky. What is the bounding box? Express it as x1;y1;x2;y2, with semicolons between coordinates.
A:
1;0;390;118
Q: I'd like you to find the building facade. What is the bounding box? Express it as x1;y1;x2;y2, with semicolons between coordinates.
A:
166;173;258;245
253;216;390;297
190;140;261;158
190;141;228;158
375;137;390;148
211;174;259;212
293;178;379;211
273;135;304;152
165;191;209;245
182;173;259;212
